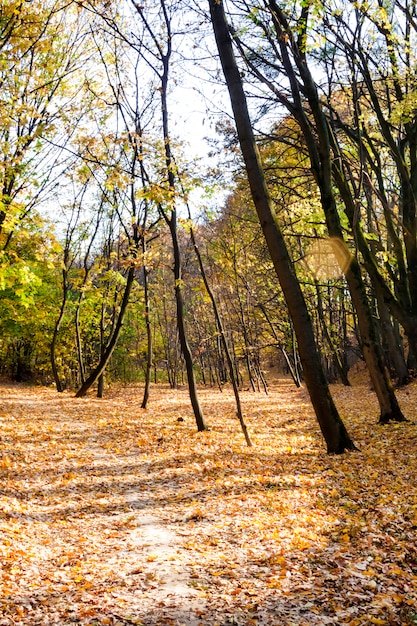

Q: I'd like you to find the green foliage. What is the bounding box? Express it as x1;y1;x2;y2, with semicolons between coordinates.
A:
0;214;61;381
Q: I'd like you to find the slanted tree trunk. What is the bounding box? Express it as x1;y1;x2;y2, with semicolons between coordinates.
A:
188;211;252;446
168;217;207;431
75;265;136;397
209;0;356;453
331;169;407;421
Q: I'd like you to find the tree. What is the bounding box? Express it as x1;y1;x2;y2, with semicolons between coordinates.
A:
0;1;91;241
208;0;356;453
0;213;61;383
216;0;406;423
315;0;417;370
125;0;207;431
184;198;253;445
0;0;106;380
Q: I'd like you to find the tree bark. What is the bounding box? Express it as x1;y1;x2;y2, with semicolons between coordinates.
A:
155;0;207;432
74;296;85;386
264;0;405;423
169;217;207;431
374;283;409;387
141;264;153;408
331;169;407;421
209;0;356;453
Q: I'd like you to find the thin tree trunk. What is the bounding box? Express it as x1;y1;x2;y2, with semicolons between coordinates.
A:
74;297;85;386
97;299;106;398
209;0;356;453
170;218;207;431
75;265;136;397
291;323;302;386
188;217;252;445
141;264;153;408
315;280;351;386
74;210;101;387
51;307;65;393
258;302;301;387
155;6;206;431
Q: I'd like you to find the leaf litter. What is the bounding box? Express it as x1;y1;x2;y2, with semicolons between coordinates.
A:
0;377;416;625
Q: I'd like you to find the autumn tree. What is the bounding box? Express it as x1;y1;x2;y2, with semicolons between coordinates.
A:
0;1;92;252
0;213;61;382
209;0;356;453
212;116;356;386
210;0;406;423
106;0;207;430
0;0;113;388
312;0;417;373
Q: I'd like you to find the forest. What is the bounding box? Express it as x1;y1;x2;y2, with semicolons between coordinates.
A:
0;0;417;623
2;0;417;438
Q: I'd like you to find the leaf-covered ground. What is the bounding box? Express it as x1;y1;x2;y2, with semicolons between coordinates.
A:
0;377;416;625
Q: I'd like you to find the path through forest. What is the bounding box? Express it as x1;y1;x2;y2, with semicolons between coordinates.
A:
0;377;416;625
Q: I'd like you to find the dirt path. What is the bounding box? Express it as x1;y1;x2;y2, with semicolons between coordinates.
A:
85;435;206;624
77;400;208;625
116;509;204;621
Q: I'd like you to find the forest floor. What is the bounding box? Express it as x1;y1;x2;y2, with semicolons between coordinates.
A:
0;376;417;626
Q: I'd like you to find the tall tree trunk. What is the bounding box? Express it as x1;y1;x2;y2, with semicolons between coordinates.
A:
331;170;407;421
74;296;85;386
156;4;207;432
263;0;405;423
141;265;153;408
97;299;107;398
169;217;207;431
209;0;356;453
